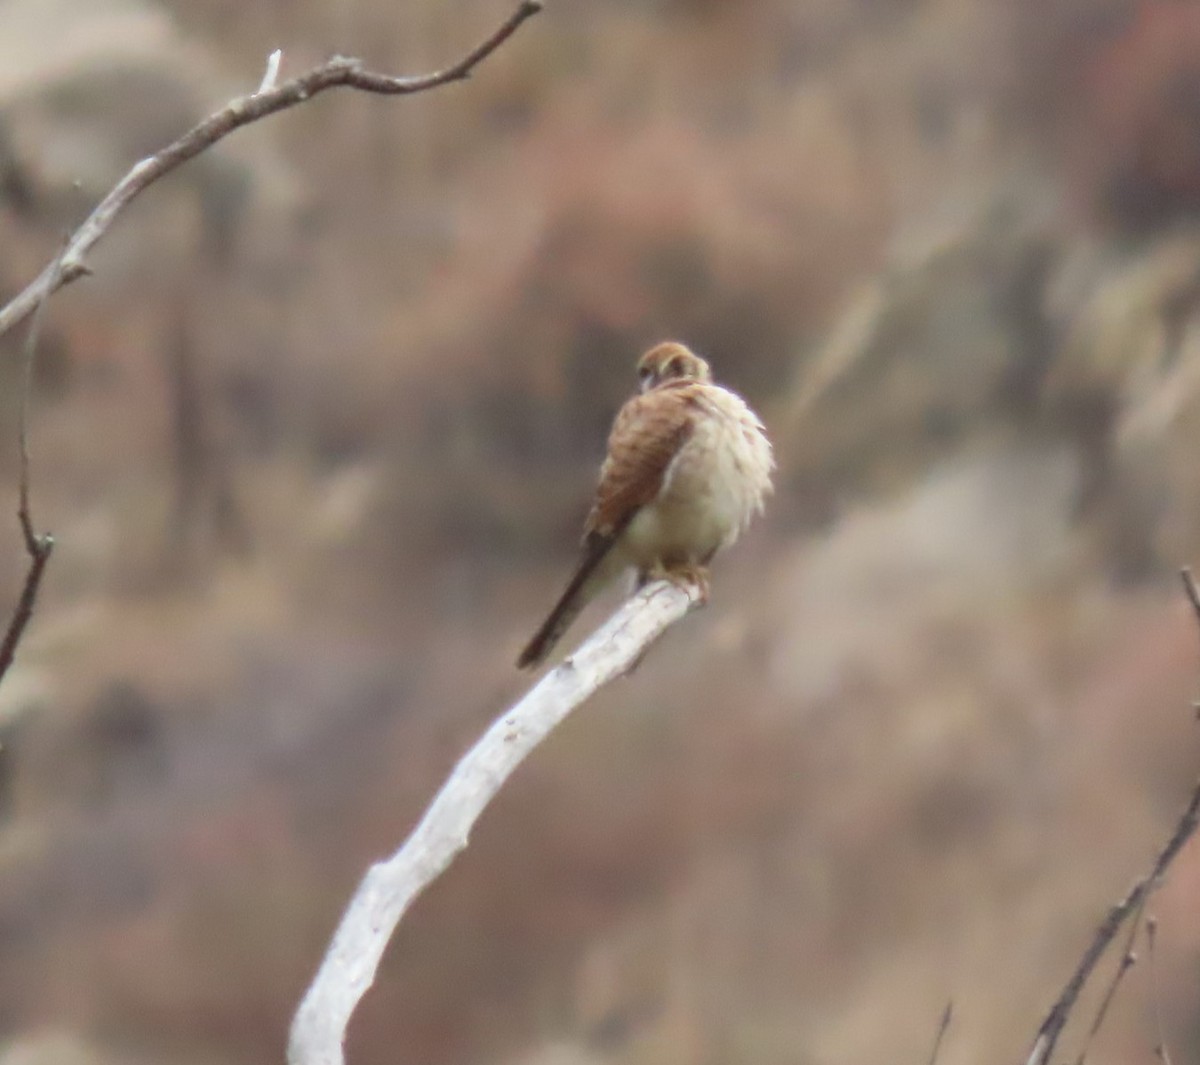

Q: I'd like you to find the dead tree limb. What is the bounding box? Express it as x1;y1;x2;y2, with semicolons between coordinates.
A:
0;0;543;343
287;580;703;1065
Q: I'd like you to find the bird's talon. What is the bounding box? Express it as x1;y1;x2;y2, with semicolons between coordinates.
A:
663;564;710;603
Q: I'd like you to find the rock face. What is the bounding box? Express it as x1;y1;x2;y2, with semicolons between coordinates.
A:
3;3;1200;1065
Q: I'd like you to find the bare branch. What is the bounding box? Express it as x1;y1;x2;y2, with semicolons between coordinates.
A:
1070;894;1144;1065
288;579;703;1065
0;252;61;686
1023;781;1200;1065
0;536;51;685
1024;571;1200;1064
1145;916;1175;1065
0;0;543;342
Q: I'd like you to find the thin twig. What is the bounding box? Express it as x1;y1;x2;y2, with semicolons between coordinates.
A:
1070;888;1146;1065
287;580;704;1065
1181;568;1200;630
15;252;63;554
1145;916;1175;1065
0;253;61;685
257;49;283;95
0;535;51;686
0;0;543;342
1027;572;1200;1065
926;1000;953;1065
1023;781;1200;1065
1184;568;1200;720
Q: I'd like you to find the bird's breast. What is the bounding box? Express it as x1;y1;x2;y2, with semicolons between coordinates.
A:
620;385;772;566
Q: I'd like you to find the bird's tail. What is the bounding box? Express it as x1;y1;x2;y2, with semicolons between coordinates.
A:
517;533;616;668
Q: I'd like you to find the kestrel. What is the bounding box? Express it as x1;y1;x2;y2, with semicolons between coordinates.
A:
517;340;774;668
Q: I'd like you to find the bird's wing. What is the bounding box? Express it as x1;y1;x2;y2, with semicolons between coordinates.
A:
585;385;698;539
516;387;697;668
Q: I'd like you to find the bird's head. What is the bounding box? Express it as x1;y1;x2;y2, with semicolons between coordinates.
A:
636;341;712;392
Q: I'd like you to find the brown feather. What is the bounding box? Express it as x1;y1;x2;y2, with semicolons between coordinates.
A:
516;531;618;668
586;386;697;537
517;387;697;668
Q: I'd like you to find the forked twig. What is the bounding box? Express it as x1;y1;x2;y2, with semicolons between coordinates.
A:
0;253;62;685
1023;781;1200;1065
1070;889;1146;1065
1024;569;1200;1064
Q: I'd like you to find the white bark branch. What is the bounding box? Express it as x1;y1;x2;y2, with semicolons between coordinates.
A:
287;579;703;1065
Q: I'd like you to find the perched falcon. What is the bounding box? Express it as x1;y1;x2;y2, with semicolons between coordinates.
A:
517;341;773;668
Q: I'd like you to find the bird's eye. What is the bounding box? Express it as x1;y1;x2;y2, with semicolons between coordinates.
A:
638;366;653;382
667;358;684;377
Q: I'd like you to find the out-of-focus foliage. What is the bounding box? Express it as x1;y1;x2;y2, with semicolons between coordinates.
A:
1;2;1200;1065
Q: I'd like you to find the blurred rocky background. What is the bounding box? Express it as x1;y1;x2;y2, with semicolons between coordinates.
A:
1;0;1200;1063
